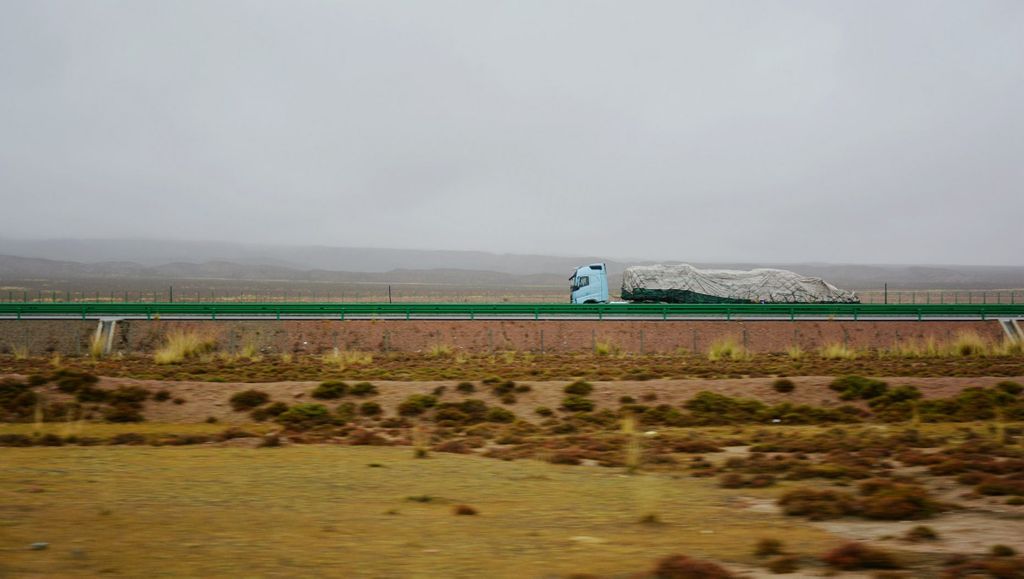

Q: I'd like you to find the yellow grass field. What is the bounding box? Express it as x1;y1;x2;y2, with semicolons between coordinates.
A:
0;446;837;578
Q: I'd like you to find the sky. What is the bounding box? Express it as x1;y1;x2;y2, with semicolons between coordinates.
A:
1;1;1022;265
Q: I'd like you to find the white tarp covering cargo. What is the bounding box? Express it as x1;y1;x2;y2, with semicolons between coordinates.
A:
621;264;858;304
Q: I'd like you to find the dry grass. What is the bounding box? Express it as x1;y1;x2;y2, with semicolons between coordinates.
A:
322;348;374;367
951;331;989;357
820;342;858;360
0;446;834;577
89;332;106;359
884;333;1021;359
426;343;454;358
153;331;216;364
10;344;29;360
594;340;622;357
707;337;748;361
786;344;805;360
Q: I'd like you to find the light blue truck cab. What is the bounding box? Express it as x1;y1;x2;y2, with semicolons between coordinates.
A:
569;263;610;304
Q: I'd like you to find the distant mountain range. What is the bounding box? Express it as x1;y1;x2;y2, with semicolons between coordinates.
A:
2;238;1024;290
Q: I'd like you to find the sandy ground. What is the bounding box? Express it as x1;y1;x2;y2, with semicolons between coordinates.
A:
9;374;1023;424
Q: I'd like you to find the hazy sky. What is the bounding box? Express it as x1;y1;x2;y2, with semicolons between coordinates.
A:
1;1;1022;265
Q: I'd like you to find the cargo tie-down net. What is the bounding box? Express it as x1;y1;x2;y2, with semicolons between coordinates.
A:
621;264;859;304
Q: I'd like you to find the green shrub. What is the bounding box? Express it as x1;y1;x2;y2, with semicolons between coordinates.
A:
905;525;939;541
107;386;150;406
397;394;438;416
0;378;37;420
492;380;517;396
992;545;1017;557
829;376;888;400
153;390;171;402
360;401;383;416
564;380;594;396
456;382;476;394
535;407;553;417
104;404;144;423
275;403;333;429
350;382;378;397
0;433;33;447
772;379;795;394
229;389;269;411
251;402;289;421
75;385;109;404
485;407;515;423
996;381;1023;396
868;385;922;408
312;380;348;400
619;396;636;404
561;395;595;412
53;370;99;393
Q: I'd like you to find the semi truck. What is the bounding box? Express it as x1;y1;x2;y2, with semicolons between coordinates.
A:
570;263;858;304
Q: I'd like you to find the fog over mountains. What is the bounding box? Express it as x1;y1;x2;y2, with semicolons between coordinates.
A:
3;238;1024;291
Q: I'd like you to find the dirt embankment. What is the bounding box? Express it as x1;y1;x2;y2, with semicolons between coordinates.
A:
12;374;1022;424
0;318;1007;356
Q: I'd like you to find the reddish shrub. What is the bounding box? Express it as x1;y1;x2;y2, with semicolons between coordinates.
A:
778;488;859;520
821;542;900;570
651;554;734;578
433;439;473;454
858;479;944;520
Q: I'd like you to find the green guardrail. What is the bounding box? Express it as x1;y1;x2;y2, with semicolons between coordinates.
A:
1;302;1023;321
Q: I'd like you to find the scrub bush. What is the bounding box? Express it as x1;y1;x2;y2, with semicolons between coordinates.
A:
275;403;334;429
312;380;348;400
561;395;595;412
564;380;594;396
821;542;900;570
251;401;289;421
350;382;378;397
229;389;269;411
829;376;888;400
772;379;795;393
397;394;438;416
359;401;383;416
651;554;735;578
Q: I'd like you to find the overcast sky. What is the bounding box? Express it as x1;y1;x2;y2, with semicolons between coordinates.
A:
1;1;1022;265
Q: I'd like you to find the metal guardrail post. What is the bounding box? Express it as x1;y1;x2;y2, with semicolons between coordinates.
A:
726;308;731;321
